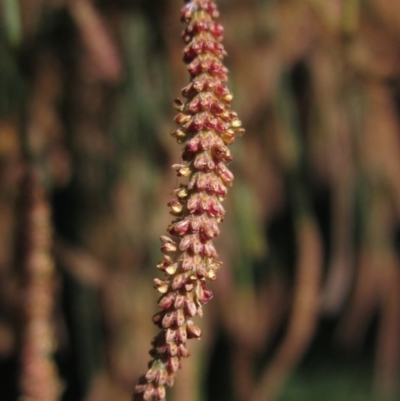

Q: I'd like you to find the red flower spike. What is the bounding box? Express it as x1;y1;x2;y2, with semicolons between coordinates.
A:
133;1;244;399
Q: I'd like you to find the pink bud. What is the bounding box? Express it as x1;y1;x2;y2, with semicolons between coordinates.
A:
199;194;211;213
209;196;225;217
186;320;202;338
168;342;178;357
202;290;213;304
182;82;196;97
211;177;227;197
155;386;166;400
143;384;155;400
187;58;200;75
173;218;190;236
165;373;174;387
167;356;180;373
185;299;197;317
178;343;189;358
158;293;175;309
210;22;224;38
179;235;191;252
165;328;176;343
155;369;168;386
162;312;176;328
196;173;208;191
176;326;187;343
180;254;194;271
203;241;217;258
217;162;234;185
190;215;201;232
188;97;200;113
172;274;187;290
214;84;230;98
200;131;215;150
191;235;203;254
192;75;207;92
210;99;225;114
168;198;183;214
186;135;201;152
181;2;197;21
174;294;185;309
145;366;157;382
154;278;169;294
187;193;200;213
174;112;191;125
176;308;186;326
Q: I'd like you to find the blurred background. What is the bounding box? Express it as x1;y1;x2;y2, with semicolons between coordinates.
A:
1;0;400;400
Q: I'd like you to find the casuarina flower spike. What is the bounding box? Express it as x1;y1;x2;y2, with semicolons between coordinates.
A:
133;1;244;400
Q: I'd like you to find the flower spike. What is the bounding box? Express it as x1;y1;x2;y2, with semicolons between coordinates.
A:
133;1;244;400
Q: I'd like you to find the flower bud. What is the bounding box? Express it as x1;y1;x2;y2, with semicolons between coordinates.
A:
143;385;155;400
186;320;202;339
154;278;169;294
162;311;176;328
174;294;185;309
167;356;180;373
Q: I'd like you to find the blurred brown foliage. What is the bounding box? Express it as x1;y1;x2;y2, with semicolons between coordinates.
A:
1;0;400;400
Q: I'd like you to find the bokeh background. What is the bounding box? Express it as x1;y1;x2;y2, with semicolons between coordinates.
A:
1;0;400;400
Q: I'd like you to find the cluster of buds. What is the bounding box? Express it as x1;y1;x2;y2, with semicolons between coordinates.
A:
133;1;244;400
19;170;62;401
